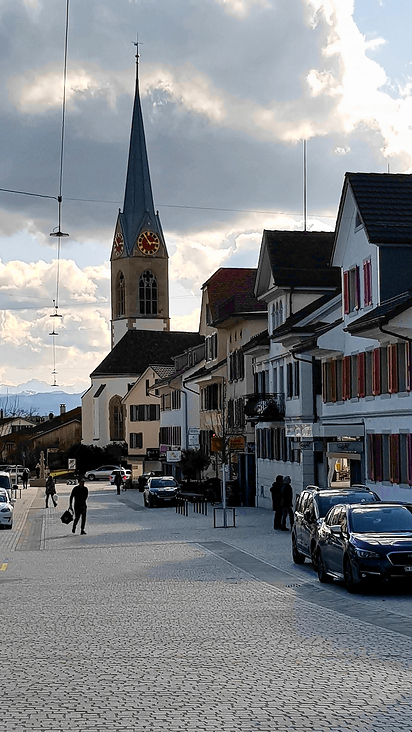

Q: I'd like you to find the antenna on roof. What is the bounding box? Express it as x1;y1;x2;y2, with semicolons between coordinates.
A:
303;139;307;232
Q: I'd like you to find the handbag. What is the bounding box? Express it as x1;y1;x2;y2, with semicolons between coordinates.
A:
61;508;73;524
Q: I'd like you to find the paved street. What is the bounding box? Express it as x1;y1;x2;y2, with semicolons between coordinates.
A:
1;483;412;731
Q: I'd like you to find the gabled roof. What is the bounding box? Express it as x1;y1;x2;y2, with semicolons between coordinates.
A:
242;329;270;355
338;173;412;246
91;329;204;378
255;230;338;297
202;268;266;323
183;357;227;384
346;289;412;335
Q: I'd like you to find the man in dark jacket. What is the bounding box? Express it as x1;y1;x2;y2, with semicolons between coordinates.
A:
113;470;123;495
69;476;89;535
280;476;294;531
270;475;283;529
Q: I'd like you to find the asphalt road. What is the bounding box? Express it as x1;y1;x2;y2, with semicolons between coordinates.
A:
1;482;412;731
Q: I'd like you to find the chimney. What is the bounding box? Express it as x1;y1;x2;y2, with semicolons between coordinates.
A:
60;404;66;415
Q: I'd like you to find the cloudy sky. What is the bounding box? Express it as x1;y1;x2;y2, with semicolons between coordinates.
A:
0;0;411;392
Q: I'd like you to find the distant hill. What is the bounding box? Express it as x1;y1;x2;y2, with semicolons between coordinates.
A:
0;388;83;417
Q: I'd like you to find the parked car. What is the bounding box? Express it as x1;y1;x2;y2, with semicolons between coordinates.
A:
2;465;24;482
316;502;412;592
109;469;131;485
0;471;16;498
143;476;180;508
84;465;123;481
0;488;14;529
291;485;380;566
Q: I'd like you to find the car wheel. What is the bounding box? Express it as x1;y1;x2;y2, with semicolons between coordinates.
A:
344;556;362;594
88;474;96;481
292;535;305;564
317;550;331;583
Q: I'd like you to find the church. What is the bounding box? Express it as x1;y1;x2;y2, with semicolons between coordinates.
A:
81;55;203;455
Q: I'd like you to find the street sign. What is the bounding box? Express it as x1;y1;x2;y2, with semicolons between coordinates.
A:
229;436;245;451
68;459;76;470
211;437;223;452
188;433;200;447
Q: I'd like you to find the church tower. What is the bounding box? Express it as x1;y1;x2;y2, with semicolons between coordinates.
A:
110;51;170;348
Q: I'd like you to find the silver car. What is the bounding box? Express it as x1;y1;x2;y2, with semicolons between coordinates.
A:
84;465;123;481
143;476;179;508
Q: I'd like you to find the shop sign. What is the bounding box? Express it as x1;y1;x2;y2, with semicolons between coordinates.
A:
166;450;181;463
229;436;245;451
326;441;363;453
211;436;223;452
285;423;313;438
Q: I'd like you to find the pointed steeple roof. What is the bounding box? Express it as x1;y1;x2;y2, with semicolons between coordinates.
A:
119;52;160;256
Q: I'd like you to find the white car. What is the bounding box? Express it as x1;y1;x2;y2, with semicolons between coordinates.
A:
109;469;131;485
0;488;13;529
0;471;15;498
84;465;123;481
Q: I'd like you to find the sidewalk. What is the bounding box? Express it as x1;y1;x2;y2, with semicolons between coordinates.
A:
0;484;39;558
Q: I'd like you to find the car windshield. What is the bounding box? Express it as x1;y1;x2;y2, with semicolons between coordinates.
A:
350;506;412;533
317;492;375;517
0;476;10;489
151;479;176;488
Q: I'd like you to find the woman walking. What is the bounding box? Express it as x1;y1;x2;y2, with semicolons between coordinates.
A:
45;475;57;508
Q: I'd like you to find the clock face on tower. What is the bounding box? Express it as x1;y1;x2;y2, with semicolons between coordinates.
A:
113;232;124;256
137;230;160;255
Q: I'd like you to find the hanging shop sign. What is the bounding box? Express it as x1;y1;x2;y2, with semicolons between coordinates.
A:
166;450;181;463
211;436;223;452
229;436;245;451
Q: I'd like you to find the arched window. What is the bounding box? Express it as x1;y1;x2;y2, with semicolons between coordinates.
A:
109;395;124;441
139;270;158;315
117;272;125;317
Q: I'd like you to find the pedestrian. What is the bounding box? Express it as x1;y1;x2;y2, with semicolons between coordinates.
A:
35;462;40;479
45;475;57;508
280;476;294;531
270;474;283;529
69;476;88;535
22;468;29;489
113;470;123;495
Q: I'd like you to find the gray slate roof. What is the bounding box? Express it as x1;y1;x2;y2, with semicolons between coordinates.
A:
264;231;339;288
346;289;412;334
345;173;412;245
91;329;204;378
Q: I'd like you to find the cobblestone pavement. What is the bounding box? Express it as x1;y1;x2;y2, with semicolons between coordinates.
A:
1;483;412;731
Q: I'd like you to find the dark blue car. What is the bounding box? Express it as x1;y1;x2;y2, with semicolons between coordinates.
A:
316;502;412;593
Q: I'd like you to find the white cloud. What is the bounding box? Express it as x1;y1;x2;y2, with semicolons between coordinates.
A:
214;0;271;19
171;307;200;333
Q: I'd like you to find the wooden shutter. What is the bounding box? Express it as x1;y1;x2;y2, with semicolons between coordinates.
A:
408;434;412;485
343;271;349;314
322;361;327;402
367;434;375;481
363;259;372;306
390;434;400;484
342;356;351;401
407;343;412;392
372;348;380;395
374;434;383;482
388;344;398;393
357;352;366;398
354;266;360;310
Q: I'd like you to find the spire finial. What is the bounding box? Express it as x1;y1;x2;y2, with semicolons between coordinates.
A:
133;35;142;68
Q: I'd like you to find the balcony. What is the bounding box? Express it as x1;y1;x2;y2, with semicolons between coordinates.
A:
244;393;286;422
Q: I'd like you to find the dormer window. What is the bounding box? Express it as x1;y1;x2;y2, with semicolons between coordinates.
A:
355;211;363;230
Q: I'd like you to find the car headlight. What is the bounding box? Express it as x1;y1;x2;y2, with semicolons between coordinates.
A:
355;548;380;559
0;507;11;513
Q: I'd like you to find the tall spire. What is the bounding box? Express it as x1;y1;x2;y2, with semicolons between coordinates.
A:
120;43;157;255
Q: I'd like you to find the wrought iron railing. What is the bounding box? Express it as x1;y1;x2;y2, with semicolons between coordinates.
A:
244;393;286;421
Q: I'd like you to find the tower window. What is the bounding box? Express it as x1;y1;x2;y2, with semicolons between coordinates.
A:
117;272;125;317
139;270;158;316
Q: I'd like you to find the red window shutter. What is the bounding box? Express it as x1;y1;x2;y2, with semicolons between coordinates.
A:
342;356;351;400
331;360;337;402
408;434;412;485
374;434;383;482
407;343;412;392
363;260;372;306
354;266;360;310
390;434;400;484
343;271;349;314
357;352;366;398
388;344;398;393
322;362;327;402
372;348;380;395
367;434;375;482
